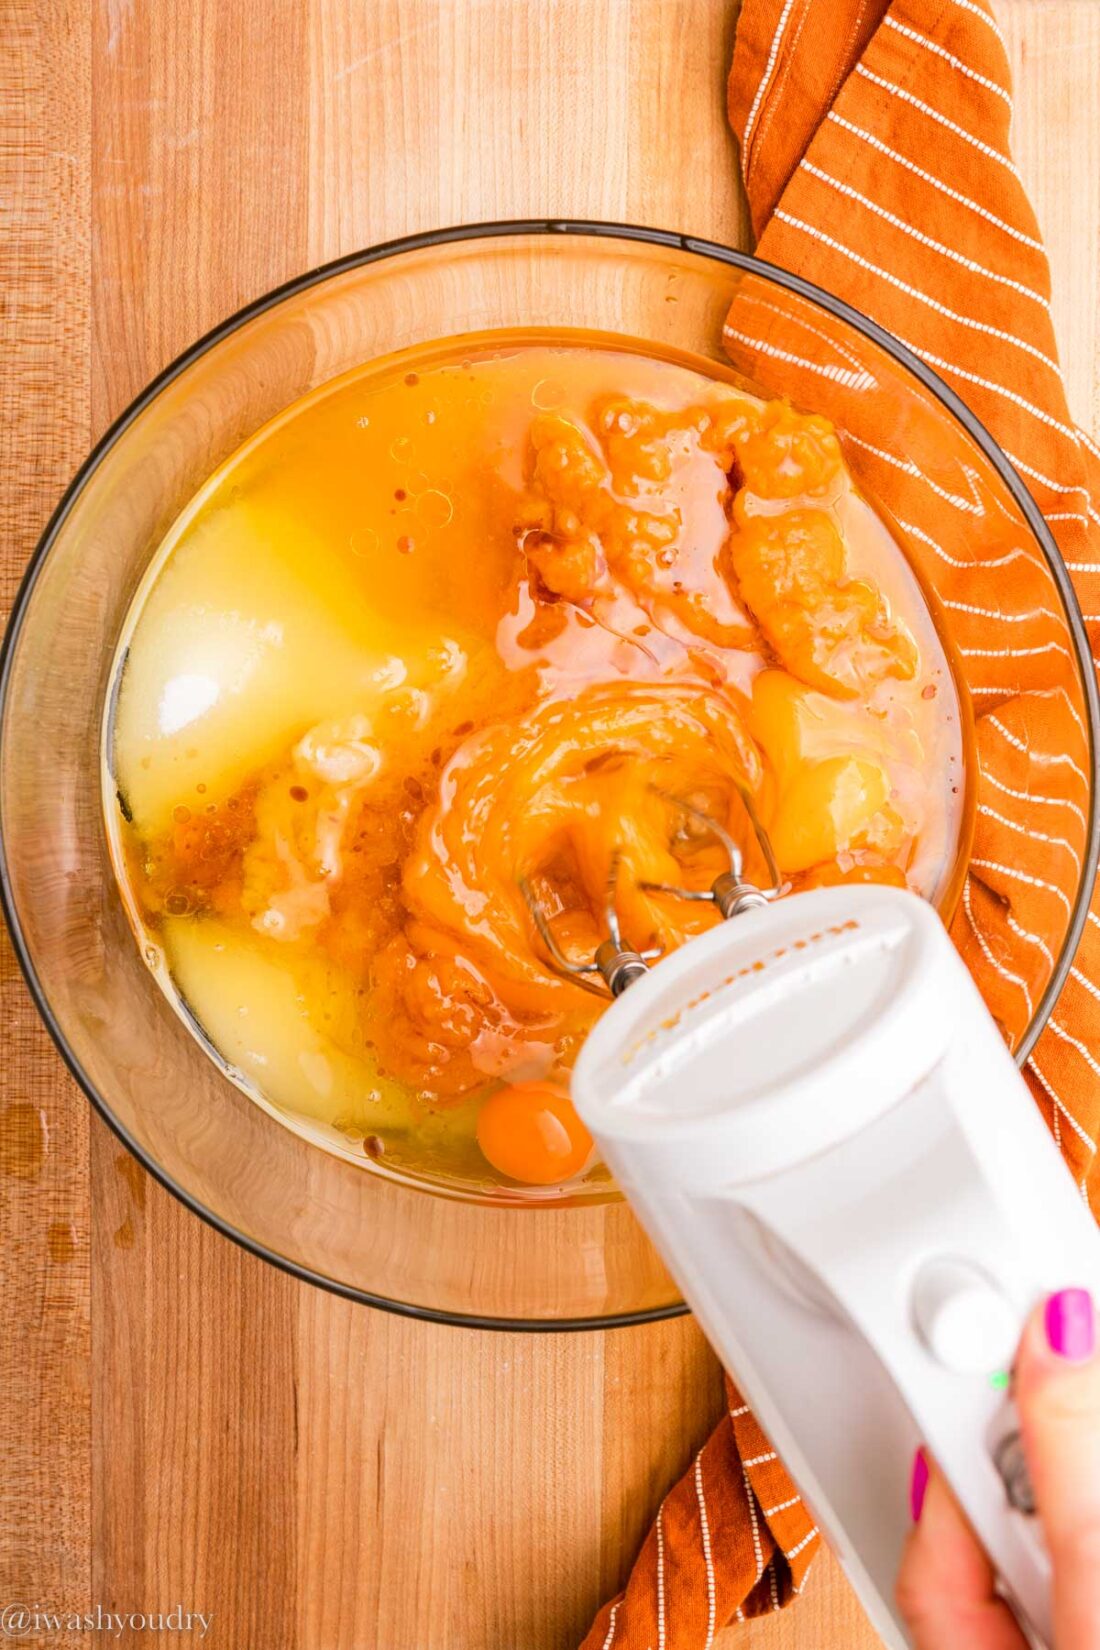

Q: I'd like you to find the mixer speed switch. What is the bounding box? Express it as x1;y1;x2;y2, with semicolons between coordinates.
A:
993;1430;1037;1517
912;1259;1020;1375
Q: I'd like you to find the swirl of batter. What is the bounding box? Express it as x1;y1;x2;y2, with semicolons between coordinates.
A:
367;682;764;1095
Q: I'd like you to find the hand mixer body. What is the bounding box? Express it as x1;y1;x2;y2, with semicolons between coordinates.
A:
572;884;1100;1649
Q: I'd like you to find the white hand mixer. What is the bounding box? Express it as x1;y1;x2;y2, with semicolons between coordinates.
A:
524;802;1100;1649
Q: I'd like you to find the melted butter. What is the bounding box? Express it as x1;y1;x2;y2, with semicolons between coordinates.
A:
105;329;972;1195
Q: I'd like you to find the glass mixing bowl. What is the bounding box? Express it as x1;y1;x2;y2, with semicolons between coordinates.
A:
2;222;1097;1327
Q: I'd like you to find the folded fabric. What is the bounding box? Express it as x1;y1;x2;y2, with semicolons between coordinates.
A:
582;1;1100;1643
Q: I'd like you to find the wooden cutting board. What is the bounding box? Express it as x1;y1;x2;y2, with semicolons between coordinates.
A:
2;4;1097;1646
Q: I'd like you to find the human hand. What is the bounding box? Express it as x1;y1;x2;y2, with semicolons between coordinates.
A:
895;1288;1100;1649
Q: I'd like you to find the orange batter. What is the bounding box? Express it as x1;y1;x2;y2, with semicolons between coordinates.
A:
112;334;969;1188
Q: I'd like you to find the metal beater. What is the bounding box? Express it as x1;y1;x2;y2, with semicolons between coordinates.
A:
520;788;783;998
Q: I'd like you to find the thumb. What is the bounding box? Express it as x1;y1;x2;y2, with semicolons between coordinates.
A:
1014;1289;1100;1650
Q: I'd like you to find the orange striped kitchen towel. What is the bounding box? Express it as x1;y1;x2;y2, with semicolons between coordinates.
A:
582;0;1100;1643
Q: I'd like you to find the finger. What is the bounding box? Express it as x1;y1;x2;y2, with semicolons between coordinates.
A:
1014;1289;1100;1650
895;1449;1027;1650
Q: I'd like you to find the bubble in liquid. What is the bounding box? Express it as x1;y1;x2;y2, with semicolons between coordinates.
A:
416;489;453;528
356;415;371;429
389;435;414;463
349;526;380;559
531;377;566;411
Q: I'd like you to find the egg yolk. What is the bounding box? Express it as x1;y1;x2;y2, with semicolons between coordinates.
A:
475;1081;594;1186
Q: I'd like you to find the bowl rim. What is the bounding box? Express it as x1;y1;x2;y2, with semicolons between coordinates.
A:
3;216;1098;1332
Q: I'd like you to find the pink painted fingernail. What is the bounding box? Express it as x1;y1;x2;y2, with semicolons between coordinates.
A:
910;1447;929;1522
1044;1289;1096;1362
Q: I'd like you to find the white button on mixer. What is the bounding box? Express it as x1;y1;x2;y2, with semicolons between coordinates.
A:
912;1259;1020;1375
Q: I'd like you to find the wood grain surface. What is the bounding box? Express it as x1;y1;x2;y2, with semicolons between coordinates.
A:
2;4;1098;1648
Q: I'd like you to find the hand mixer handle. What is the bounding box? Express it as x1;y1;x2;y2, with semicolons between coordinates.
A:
573;883;1100;1650
730;1058;1059;1648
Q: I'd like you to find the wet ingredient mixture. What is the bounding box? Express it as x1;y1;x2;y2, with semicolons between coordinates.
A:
107;332;970;1196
